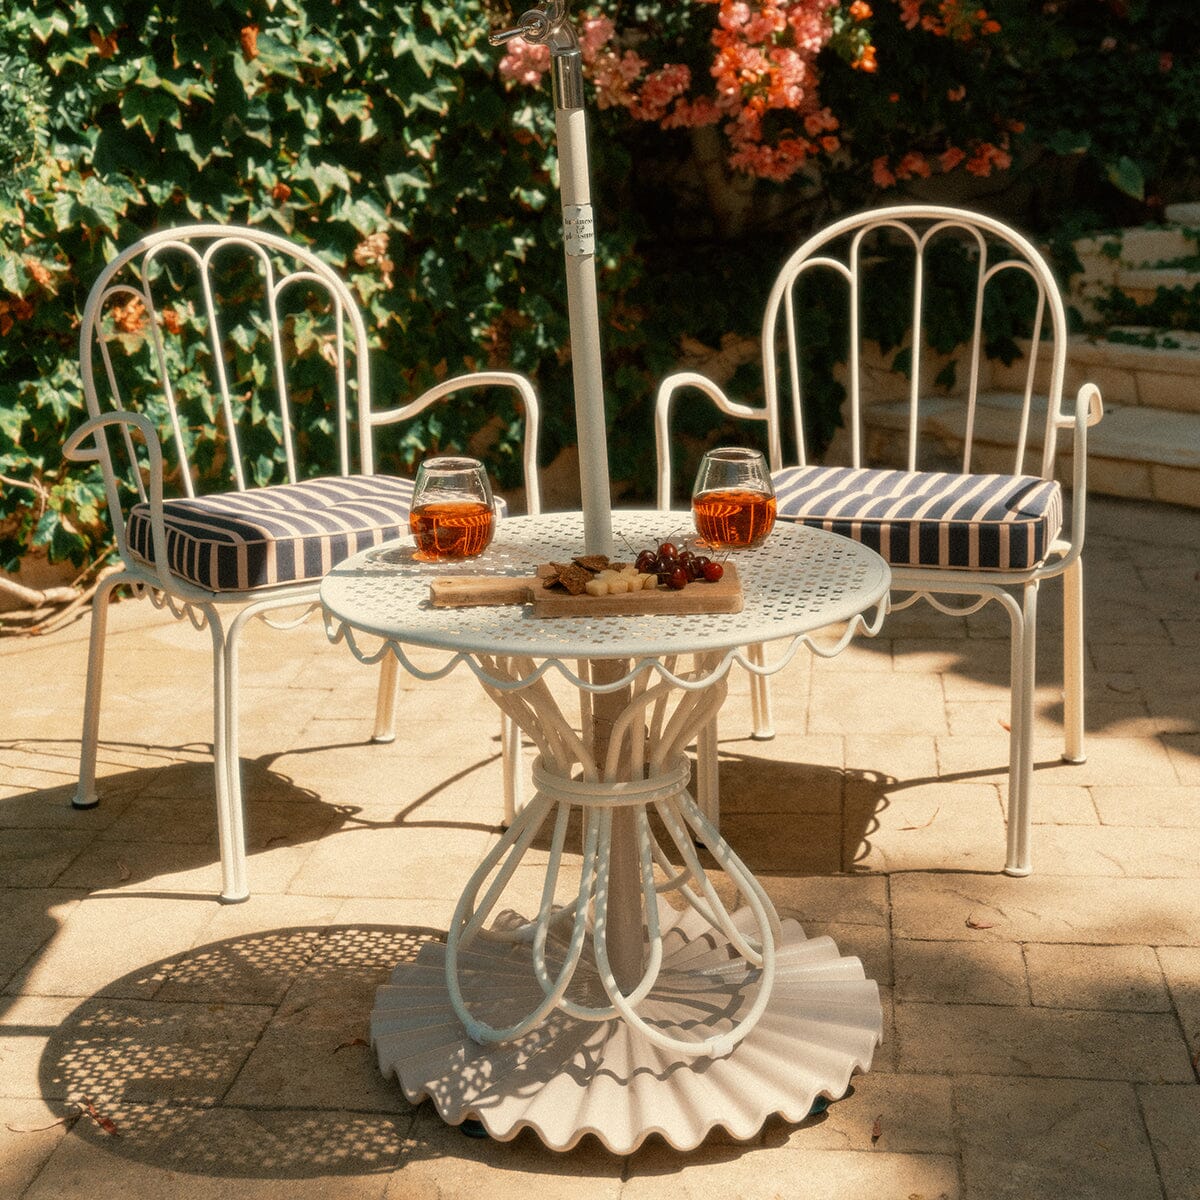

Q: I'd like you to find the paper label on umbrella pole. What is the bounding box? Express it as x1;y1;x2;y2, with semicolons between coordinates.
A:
562;205;595;256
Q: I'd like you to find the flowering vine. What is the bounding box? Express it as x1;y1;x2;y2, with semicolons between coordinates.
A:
498;0;1017;190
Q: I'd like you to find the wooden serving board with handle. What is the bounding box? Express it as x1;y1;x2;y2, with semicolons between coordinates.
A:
428;563;743;616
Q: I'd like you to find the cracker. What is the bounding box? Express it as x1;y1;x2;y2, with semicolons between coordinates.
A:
573;554;610;573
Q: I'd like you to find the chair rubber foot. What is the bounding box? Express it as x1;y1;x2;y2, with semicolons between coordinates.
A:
1003;865;1032;878
219;892;251;905
71;794;100;810
1061;753;1086;764
370;734;396;745
750;730;775;742
460;1118;488;1140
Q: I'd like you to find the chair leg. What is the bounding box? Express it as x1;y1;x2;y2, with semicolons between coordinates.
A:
213;609;250;904
1004;582;1039;877
72;572;127;809
1062;556;1086;764
748;642;775;740
372;654;400;743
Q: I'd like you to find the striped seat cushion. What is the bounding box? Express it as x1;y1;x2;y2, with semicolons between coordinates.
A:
773;465;1062;571
126;475;416;592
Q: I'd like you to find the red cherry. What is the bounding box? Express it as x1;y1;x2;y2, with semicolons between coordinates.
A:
635;549;656;573
702;561;724;582
668;567;689;590
658;541;678;560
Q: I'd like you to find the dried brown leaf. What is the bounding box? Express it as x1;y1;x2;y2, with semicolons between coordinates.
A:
965;914;995;930
116;861;131;882
900;806;940;831
871;1113;882;1144
998;718;1011;732
80;1098;120;1137
333;1037;369;1054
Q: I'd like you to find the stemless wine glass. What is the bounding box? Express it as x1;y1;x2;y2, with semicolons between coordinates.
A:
409;456;496;561
691;447;777;549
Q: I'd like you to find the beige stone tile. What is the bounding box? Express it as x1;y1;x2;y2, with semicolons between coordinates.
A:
23;1103;403;1199
46;996;272;1107
748;873;890;928
1026;943;1170;1012
54;838;316;899
0;776;140;829
1158;946;1200;1061
273;742;510;823
895;1001;1192;1080
1023;783;1099;825
334;896;460;934
0;1097;77;1194
712;735;844;815
805;636;892;674
226;925;443;1116
1138;1084;1200;1200
844;734;939;784
845;780;1006;875
1164;733;1200;784
894;938;1027;1006
1027;824;1200;877
809;672;947;736
954;1076;1162;1200
716;812;842;874
9;894;215;1000
153;894;342;1006
1092;784;1200;827
0;994;84;1098
386;1110;623;1199
938;734;1179;788
622;1142;959;1199
286;825;496;900
0;827;94;888
0;888;85;987
763;1072;955;1154
890;635;1010;681
892;874;1200;947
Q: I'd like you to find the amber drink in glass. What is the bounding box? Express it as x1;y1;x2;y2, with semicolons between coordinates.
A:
409;456;495;560
691;447;776;549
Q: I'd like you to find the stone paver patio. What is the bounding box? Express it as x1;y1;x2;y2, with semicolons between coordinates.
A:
1;493;1197;1199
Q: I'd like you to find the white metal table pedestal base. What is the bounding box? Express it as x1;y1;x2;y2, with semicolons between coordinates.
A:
369;654;881;1153
371;901;881;1153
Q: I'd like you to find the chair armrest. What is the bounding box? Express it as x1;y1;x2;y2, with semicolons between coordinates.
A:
63;410;175;593
655;371;766;509
371;371;542;515
1049;382;1103;571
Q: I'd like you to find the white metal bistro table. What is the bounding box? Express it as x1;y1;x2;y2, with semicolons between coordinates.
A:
320;510;890;1153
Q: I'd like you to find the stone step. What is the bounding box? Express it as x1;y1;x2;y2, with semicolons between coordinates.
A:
1165;201;1200;225
987;333;1200;415
854;392;1200;509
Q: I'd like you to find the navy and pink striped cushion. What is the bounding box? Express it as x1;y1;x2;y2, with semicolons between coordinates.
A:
126;475;416;592
773;465;1062;571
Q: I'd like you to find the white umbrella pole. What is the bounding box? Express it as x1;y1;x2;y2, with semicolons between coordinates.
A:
491;3;614;557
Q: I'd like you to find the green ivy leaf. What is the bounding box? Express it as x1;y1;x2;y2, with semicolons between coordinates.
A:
1106;155;1145;200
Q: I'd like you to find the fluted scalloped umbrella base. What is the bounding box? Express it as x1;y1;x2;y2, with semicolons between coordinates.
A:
371;903;882;1154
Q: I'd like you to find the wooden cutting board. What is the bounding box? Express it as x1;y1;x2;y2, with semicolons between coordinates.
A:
428;563;743;616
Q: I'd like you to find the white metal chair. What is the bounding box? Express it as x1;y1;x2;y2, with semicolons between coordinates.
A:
656;204;1103;876
64;224;541;902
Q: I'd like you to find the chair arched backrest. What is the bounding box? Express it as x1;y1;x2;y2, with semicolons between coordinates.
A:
80;225;375;535
760;205;1070;482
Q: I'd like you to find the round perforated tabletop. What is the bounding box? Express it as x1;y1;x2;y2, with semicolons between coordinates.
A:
320;510;890;664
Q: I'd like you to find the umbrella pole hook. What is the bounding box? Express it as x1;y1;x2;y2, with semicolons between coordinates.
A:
490;3;614;557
